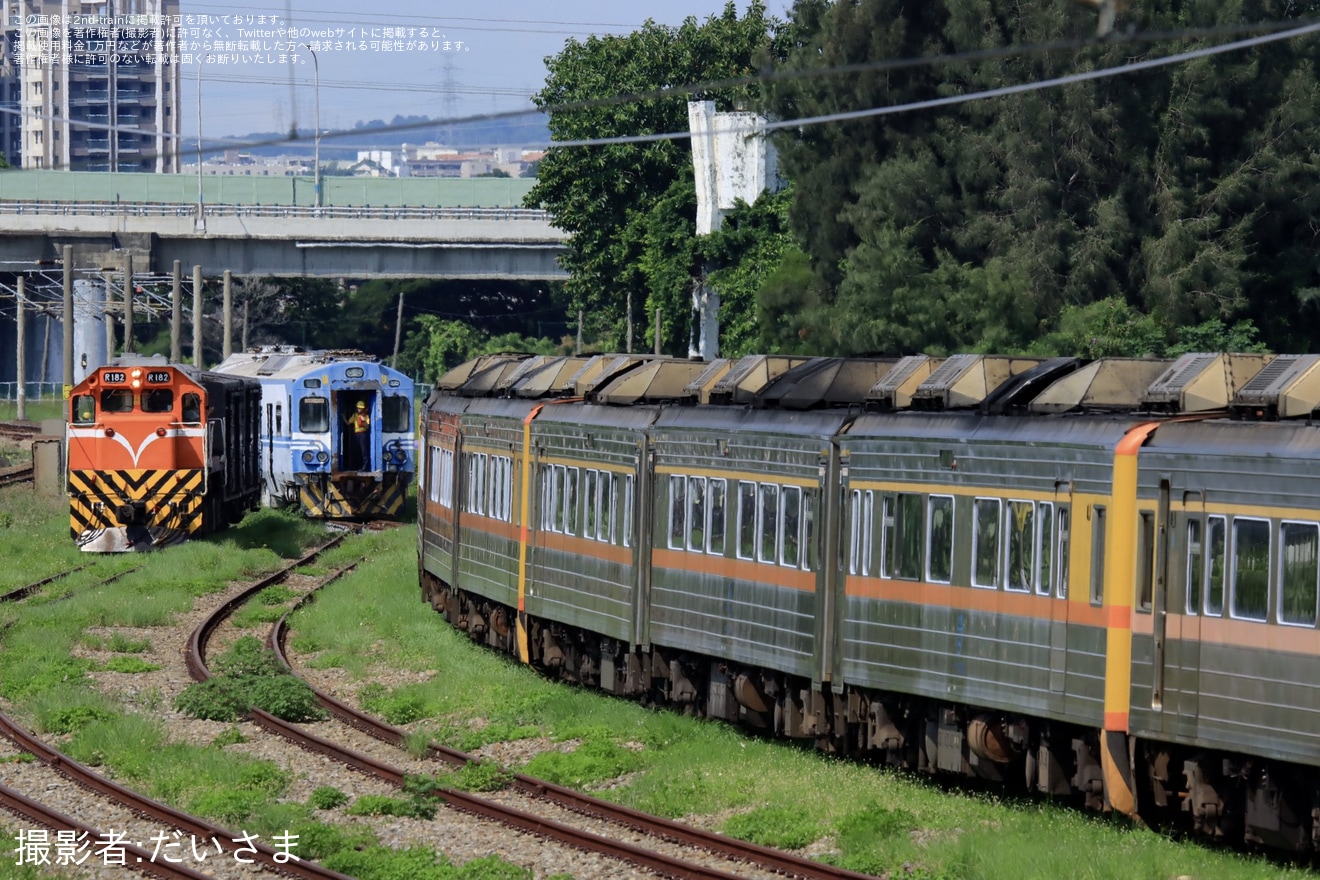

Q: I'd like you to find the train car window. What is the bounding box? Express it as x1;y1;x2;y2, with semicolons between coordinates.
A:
623;474;634;548
901;495;923;579
1056;508;1070;599
275;404;283;436
490;457;508;522
564;467;580;535
1007;500;1036;593
849;490;874;576
880;496;896;577
782;486;801;567
973;498;1002;589
1279;522;1319;627
803;492;816;572
1136;511;1156;611
1206;516;1226;615
1037;503;1054;596
927;495;954;584
584;471;598;539
668;475;687;550
758;483;780;565
687;477;707;552
441;448;455;508
300;398;328;432
1090;506;1107;605
708;479;726;555
737;481;756;560
1186;518;1203;615
541;465;561;531
383;396;411;433
1230;518;1270;621
427;447;442;505
100;388;134;412
72;395;96;424
601;473;616;543
142;389;174;413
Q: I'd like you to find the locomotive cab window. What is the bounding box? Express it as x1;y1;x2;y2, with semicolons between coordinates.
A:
181;393;201;424
383;396;411;433
300;398;329;433
72;395;95;424
142;389;173;413
101;388;133;413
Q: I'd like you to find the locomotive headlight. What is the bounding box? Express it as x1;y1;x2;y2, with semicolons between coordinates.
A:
301;451;315;464
156;427;166;437
104;427;115;437
316;451;329;463
395;449;408;463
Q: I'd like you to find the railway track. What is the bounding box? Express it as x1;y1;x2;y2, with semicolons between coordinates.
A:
0;464;34;489
0;422;40;444
0;562;139;603
0;537;354;880
238;568;880;880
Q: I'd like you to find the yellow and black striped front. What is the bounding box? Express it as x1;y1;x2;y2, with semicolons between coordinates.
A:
68;469;205;537
296;474;410;519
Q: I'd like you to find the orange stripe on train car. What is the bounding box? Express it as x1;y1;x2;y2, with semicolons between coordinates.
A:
652;548;816;592
845;576;1109;628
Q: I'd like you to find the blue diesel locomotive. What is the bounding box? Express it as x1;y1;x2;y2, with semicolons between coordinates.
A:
214;347;414;519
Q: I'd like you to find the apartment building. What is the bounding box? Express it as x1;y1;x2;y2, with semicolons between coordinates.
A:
4;0;180;171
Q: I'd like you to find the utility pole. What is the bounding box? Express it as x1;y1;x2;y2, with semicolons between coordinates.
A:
391;290;405;369
626;294;633;354
222;269;233;361
123;253;134;353
654;308;661;357
62;245;73;412
103;270;115;359
576;309;583;355
15;277;26;421
192;265;203;367
170;260;182;363
241;300;249;352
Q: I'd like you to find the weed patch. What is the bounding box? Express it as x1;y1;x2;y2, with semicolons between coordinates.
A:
308;786;349;810
448;760;512;793
174;637;325;723
101;656;160;673
211;726;247;747
521;738;643;787
358;681;433;725
345;794;436;821
723;805;826;850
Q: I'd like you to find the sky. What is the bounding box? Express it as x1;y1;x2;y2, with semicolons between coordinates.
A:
186;0;773;149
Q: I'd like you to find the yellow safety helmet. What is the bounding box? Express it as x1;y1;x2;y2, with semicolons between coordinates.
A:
355;401;366;410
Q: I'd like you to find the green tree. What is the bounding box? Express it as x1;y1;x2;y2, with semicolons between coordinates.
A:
762;0;1320;357
526;1;779;353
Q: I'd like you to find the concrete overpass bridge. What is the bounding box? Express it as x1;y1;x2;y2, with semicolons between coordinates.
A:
0;171;569;280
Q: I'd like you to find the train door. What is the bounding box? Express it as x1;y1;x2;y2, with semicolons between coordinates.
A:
1149;477;1172;719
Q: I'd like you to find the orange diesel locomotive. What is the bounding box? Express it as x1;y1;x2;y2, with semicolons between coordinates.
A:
67;356;261;551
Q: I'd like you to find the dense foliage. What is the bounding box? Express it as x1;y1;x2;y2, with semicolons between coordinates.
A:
761;0;1320;355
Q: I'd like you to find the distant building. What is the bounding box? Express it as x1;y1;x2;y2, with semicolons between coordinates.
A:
4;0;182;171
397;142;541;179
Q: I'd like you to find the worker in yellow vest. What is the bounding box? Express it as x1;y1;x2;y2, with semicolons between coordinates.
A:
349;399;371;470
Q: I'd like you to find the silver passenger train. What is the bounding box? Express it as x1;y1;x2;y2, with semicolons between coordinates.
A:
418;351;1320;850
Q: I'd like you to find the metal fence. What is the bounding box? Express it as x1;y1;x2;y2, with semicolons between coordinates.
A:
0;382;64;402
